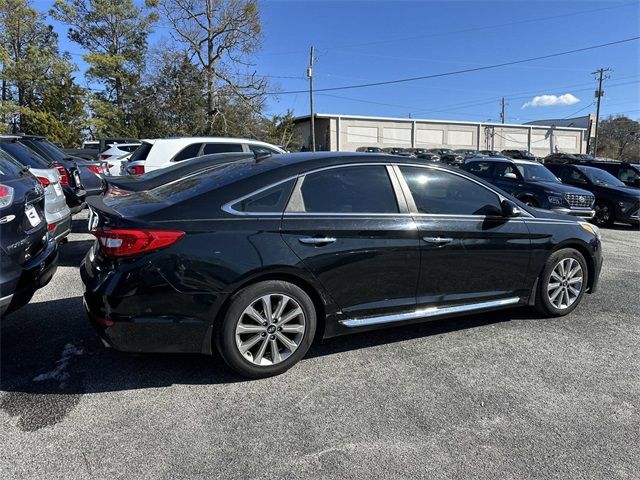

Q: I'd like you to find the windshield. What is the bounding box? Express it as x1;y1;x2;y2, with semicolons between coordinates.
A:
579;166;625;187
516;163;560;183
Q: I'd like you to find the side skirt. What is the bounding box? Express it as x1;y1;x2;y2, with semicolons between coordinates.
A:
339;297;521;328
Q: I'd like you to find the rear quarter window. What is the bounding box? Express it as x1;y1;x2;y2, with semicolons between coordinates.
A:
230;179;295;213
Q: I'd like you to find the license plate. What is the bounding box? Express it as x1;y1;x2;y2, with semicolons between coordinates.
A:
88;207;99;231
54;183;63;195
25;205;42;228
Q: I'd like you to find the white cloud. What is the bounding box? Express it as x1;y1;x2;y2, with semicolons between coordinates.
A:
522;93;580;109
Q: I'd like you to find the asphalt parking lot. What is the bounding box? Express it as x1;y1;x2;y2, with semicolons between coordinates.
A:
1;211;639;479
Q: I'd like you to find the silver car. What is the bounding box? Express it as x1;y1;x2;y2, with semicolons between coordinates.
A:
0;138;72;242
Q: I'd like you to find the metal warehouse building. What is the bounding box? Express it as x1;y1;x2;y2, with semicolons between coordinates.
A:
293;113;590;156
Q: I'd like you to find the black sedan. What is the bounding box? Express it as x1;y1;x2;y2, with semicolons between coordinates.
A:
81;153;603;378
546;163;640;226
103;152;254;196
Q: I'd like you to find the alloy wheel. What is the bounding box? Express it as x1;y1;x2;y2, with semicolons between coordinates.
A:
546;258;584;310
594;203;611;226
235;294;306;366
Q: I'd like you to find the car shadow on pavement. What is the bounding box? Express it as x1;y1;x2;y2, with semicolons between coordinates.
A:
57;240;94;267
2;296;535;395
71;214;88;233
0;297;538;430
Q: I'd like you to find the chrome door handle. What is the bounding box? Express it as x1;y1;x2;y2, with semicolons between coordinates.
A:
423;236;453;246
298;237;336;246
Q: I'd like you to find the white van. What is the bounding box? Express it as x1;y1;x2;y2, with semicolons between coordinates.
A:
123;137;285;175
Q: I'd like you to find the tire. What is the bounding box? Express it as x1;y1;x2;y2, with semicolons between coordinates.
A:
521;197;539;208
534;248;589;317
216;280;317;379
593;200;615;227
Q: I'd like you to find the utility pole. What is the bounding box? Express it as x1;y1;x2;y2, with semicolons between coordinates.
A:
307;46;316;152
592;67;611;156
500;97;506;124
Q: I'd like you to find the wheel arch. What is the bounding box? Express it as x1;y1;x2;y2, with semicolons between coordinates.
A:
550;241;596;293
211;269;330;352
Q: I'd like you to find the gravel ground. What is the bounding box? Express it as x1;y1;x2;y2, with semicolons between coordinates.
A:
1;211;639;479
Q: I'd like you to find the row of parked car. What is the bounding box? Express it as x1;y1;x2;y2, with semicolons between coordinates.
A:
363;145;639;228
0;133;634;379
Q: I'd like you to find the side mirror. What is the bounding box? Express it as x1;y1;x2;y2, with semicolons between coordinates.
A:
632;178;640;188
503;172;517;180
501;199;521;217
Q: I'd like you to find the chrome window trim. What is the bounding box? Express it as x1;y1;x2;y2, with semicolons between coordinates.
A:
221;160;533;219
221;176;298;216
340;297;521;328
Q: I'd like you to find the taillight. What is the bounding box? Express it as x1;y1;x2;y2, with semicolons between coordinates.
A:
48;223;56;232
53;163;69;185
99;154;112;160
127;165;145;175
36;176;51;187
91;228;185;257
0;184;14;208
87;165;105;175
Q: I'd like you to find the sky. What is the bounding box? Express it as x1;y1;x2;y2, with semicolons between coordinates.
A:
35;0;640;124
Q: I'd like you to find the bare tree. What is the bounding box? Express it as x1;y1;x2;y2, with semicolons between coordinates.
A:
151;0;266;134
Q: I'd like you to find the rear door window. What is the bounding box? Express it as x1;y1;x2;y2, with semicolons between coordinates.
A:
203;143;244;155
173;143;204;162
400;166;502;216
297;165;398;213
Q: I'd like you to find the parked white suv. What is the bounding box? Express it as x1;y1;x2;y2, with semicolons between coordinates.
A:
99;142;141;175
122;137;285;175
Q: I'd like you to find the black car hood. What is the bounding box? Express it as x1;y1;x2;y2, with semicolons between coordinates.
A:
593;184;640;198
533;181;593;196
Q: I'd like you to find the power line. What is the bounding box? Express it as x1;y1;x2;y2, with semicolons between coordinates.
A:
266;36;640;95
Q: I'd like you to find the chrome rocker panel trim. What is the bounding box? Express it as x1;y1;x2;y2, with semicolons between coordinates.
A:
340;297;521;328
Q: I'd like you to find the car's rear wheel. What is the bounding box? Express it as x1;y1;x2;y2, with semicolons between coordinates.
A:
535;248;588;317
216;280;317;378
593;200;615;227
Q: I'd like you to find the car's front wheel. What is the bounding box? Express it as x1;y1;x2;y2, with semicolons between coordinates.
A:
534;248;588;317
217;280;317;378
593;200;615;227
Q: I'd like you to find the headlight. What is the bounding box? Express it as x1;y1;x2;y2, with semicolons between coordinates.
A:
548;195;563;206
579;221;601;240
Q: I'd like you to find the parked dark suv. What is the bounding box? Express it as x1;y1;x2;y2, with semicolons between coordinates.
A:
82;153;603;378
502;150;538;161
382;147;414;156
355;146;383;153
546;155;640;188
407;148;440;161
463;157;595;218
546;163;640;227
428;148;464;166
0;151;58;316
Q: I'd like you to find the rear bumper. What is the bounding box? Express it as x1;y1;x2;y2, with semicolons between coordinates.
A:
50;213;72;242
82;292;212;354
80;255;217;354
0;240;58;316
